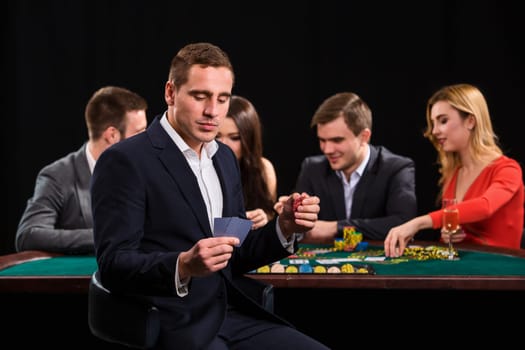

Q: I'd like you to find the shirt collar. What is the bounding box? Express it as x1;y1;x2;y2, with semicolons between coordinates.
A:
336;144;370;180
355;144;370;176
160;112;218;158
85;143;96;174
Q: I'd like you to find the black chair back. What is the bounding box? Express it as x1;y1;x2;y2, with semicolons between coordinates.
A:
88;271;160;349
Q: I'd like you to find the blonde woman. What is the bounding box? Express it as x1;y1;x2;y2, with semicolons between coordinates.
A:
385;83;524;256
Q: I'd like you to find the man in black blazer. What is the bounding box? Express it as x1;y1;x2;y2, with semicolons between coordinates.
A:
16;86;147;254
276;92;417;241
91;43;328;350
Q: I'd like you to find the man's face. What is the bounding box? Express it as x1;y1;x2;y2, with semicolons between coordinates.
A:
317;115;368;176
168;65;233;152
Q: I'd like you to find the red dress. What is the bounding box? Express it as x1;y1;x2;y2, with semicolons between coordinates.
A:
429;156;524;249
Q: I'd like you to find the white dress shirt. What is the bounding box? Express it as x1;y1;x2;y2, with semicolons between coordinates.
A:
160;113;297;297
336;144;370;219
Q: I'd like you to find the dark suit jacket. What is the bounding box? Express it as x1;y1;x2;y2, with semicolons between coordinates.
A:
295;145;417;240
91;115;293;349
16;143;94;253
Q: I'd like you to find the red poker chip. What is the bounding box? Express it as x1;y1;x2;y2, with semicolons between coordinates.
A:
293;197;303;212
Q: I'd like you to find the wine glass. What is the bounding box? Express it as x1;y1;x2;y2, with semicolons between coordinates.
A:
442;198;460;260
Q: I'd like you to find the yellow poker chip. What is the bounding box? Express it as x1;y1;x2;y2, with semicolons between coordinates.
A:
257;265;270;273
341;263;355;273
285;265;299;273
334;238;345;251
313;265;327;273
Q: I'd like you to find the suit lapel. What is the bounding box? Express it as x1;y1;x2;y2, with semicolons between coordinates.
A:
213;147;233;216
148;118;213;235
326;170;346;219
74;143;93;227
351;145;378;217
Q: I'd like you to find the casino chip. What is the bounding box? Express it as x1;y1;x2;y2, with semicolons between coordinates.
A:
270;263;285;273
299;264;313;273
341;263;355;273
327;266;341;273
313;266;327;273
285;265;299;273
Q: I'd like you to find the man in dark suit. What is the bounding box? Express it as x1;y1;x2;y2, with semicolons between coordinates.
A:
91;42;328;350
16;86;147;254
275;92;417;242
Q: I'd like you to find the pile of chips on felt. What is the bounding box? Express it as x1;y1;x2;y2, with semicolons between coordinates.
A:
403;245;458;260
334;226;363;251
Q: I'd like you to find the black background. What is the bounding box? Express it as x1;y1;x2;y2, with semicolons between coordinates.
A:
5;0;525;255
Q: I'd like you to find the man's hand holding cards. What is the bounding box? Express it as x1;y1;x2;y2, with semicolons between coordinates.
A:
214;217;253;246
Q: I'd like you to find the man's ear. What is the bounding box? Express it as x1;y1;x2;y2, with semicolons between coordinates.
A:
102;126;121;145
360;128;371;143
165;81;176;106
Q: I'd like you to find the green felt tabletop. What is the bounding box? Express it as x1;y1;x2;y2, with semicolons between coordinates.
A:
0;256;98;276
1;245;524;277
371;250;525;276
254;244;525;276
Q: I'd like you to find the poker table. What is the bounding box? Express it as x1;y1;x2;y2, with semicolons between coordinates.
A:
247;242;525;290
1;241;524;292
1;241;524;348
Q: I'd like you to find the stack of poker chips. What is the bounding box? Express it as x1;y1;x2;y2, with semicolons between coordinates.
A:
334;226;363;251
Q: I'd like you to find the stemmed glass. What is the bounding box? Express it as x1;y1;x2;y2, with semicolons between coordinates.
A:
442;198;460;260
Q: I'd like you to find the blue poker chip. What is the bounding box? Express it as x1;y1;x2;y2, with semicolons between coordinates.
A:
299;264;313;273
355;242;369;251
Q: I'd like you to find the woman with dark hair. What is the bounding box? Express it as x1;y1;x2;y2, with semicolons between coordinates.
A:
217;95;277;229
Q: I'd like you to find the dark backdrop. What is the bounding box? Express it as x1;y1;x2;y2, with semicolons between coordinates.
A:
5;1;524;255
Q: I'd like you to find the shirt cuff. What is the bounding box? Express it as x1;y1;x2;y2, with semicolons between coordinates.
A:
175;256;190;297
275;220;303;253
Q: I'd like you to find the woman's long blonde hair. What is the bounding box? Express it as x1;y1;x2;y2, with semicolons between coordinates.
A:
423;83;502;198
